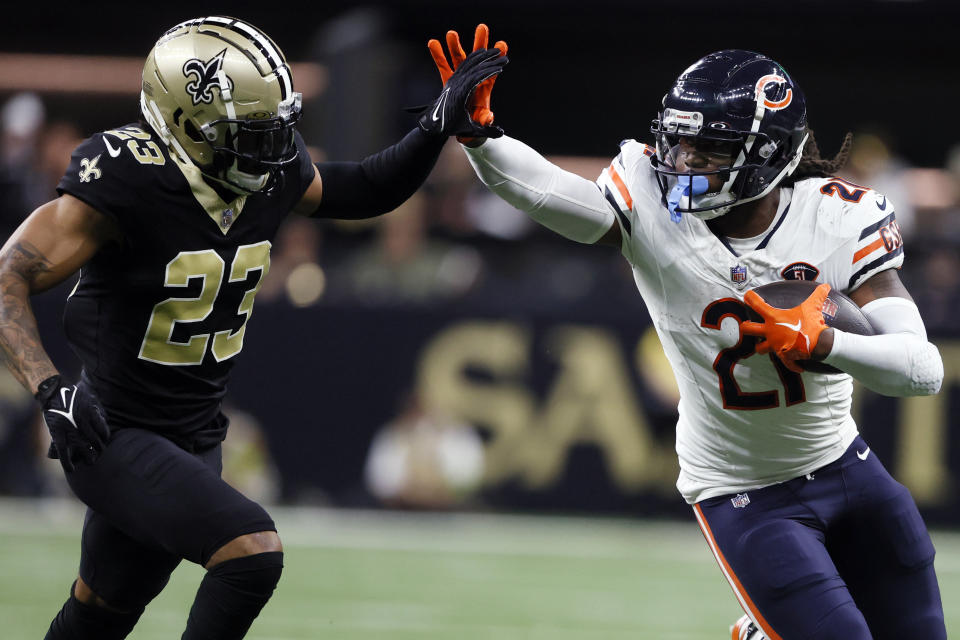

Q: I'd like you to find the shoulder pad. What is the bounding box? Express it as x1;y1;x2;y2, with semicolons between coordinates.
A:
67;125;168;184
800;176;895;238
617;139;657;161
596;139;664;239
798;177;904;291
57;124;169;218
99;125;170;171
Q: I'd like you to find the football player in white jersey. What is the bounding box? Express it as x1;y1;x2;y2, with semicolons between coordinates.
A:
429;36;946;640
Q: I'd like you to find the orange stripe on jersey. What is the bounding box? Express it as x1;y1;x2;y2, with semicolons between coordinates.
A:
693;504;783;640
852;238;884;264
608;164;634;210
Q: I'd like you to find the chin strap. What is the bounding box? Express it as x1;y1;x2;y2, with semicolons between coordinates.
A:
680;130;809;222
212;71;271;194
140;92;268;195
224;163;270;193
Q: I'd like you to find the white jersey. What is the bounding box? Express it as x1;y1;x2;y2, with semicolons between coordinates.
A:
596;140;905;503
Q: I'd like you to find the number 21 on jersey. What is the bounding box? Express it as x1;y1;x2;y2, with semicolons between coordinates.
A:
701;298;806;409
139;242;270;366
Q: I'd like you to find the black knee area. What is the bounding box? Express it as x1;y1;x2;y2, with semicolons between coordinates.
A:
46;585;142;640
208;550;284;596
182;551;284;640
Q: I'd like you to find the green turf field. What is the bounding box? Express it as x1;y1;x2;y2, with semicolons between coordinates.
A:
1;498;957;639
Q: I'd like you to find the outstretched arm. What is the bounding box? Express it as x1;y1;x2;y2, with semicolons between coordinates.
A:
0;194;116;393
295;129;446;220
294;26;507;220
462;136;620;246
425;27;622;247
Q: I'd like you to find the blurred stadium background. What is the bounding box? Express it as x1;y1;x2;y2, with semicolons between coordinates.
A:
1;1;958;637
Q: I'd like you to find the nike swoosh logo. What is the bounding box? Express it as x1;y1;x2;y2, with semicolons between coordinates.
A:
48;385;79;429
857;447;871;461
432;88;450;129
776;320;802;332
103;136;122;158
876;195;887;211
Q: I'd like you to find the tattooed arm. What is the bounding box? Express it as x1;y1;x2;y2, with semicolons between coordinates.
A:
0;194;119;394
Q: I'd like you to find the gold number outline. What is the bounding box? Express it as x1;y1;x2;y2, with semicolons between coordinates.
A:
139;242;272;366
104;127;166;166
211;241;272;362
139;250;225;366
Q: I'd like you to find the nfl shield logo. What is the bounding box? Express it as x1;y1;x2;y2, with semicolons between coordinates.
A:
730;264;748;287
821;298;839;320
731;493;751;509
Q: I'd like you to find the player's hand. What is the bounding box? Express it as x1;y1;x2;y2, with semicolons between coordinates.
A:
741;282;831;373
419;24;508;140
427;24;508;144
36;375;111;472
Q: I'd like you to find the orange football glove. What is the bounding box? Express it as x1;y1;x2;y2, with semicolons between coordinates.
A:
741;282;831;373
427;24;507;143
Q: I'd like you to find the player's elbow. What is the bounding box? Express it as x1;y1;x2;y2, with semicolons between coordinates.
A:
875;339;945;397
904;341;944;396
844;336;944;398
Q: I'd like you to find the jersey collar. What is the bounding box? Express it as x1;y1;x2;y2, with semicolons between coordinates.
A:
717;187;793;257
168;152;247;235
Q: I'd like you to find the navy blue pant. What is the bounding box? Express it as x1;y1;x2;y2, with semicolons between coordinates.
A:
694;436;945;640
63;427;275;612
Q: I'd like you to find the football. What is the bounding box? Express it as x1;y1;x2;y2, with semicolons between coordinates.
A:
746;280;874;374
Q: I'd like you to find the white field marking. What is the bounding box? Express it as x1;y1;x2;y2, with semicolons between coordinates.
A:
2;497;959;572
271;506;712;562
0;497;707;561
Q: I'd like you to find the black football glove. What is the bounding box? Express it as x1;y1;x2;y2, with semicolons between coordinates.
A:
417;47;508;139
35;375;111;472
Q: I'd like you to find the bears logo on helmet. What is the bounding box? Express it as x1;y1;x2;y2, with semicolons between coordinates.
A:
755;74;793;110
650;50;809;221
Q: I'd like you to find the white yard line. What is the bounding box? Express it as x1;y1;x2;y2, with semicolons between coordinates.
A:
1;496;958;568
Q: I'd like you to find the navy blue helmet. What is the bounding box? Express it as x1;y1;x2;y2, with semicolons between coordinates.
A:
650;50;808;220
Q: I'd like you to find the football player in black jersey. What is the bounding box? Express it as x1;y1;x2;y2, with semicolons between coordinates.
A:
0;16;507;640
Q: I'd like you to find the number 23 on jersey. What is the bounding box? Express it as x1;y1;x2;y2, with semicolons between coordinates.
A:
139;242;271;366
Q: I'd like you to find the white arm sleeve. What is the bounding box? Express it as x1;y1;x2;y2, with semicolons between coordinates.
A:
462;136;616;244
822;297;943;396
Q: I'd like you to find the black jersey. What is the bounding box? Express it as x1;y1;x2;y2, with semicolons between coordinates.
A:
57;123;315;450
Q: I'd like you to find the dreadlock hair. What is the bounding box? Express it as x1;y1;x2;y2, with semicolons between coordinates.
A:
782;128;854;186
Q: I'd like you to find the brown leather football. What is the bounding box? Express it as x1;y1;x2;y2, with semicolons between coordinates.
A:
746;281;874;374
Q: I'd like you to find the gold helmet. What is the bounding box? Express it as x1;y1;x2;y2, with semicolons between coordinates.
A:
140;16;302;193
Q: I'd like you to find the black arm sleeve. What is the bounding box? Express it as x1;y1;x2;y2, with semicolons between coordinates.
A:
310;127;446;219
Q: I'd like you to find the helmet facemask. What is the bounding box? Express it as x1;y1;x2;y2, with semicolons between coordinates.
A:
203;92;302;194
649;50;809;223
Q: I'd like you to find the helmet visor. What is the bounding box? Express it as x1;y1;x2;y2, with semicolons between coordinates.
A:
210;114;300;173
205;92;302;175
234;119;298;167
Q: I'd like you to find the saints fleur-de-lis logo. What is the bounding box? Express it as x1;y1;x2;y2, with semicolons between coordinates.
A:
79;154;102;182
182;48;233;106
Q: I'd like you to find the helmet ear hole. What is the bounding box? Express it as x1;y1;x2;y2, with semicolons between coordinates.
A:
183;119;204;143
